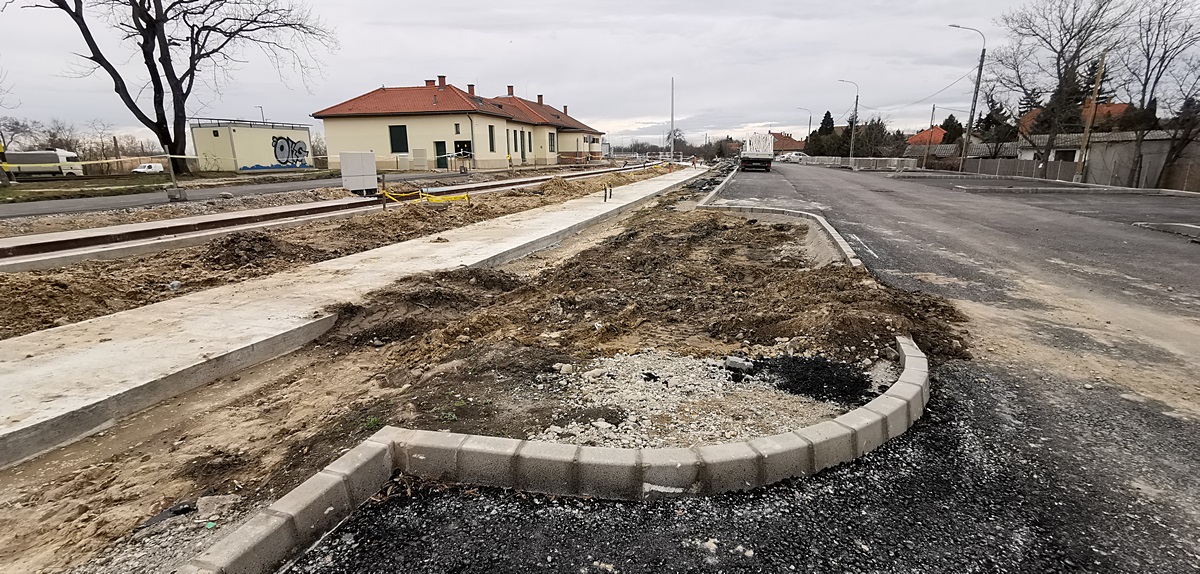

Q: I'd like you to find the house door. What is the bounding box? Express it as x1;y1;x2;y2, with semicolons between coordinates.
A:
520;131;526;162
435;141;448;169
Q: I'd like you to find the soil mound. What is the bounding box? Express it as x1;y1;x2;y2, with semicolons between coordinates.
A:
200;231;324;270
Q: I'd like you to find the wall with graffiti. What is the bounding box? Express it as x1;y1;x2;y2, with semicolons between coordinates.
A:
190;123;313;173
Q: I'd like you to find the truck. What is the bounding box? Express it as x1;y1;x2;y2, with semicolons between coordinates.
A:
3;148;84;177
739;133;774;172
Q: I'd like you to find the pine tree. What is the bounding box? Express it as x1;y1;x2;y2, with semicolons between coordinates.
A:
939;114;965;144
1018;90;1043;117
818;111;835;135
1080;59;1115;103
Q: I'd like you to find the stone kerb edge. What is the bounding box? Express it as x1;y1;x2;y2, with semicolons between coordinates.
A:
182;336;929;574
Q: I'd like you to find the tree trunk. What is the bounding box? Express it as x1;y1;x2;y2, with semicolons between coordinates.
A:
1125;132;1146;188
1036;130;1058;178
1155;135;1196;189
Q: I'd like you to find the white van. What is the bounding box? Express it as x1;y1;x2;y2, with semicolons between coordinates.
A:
132;163;165;174
5;148;84;176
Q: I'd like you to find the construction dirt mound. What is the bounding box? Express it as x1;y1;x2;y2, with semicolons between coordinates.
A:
200;231;326;270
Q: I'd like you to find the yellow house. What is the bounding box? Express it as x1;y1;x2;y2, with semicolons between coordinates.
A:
313;76;603;170
190;119;313;173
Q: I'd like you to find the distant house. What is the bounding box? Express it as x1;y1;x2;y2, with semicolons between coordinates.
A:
1018;99;1133;134
769;131;805;154
906;126;946;146
312;75;603;170
1014;130;1196;188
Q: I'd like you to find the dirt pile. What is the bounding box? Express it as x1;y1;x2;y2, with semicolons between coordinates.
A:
0;166;671;341
200;231;325;270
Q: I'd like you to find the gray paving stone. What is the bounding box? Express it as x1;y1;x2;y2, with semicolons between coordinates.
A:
578;447;641;500
515;441;580;495
640;448;701;499
796;421;856;472
834;408;887;455
885;381;926;422
457;435;522;487
403;430;469;480
323;439;393;506
748;432;815;485
695;442;761;493
192;510;298;574
862;394;911;439
268;471;352;543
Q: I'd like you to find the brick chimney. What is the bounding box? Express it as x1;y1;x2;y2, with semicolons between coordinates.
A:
563;105;568;115
468;84;475;96
425;79;436;87
437;75;446;88
507;85;514;96
537;95;543;105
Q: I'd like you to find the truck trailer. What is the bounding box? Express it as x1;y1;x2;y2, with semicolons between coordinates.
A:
3;149;84;177
739;133;774;172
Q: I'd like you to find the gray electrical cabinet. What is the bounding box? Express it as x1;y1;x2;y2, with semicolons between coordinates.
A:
340;152;378;195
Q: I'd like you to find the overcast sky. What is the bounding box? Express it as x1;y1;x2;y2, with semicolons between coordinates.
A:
0;0;1026;146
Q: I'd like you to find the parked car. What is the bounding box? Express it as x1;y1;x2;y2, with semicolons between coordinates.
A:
132;163;165;174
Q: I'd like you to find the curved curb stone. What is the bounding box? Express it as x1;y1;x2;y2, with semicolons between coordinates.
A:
181;336;930;574
697;204;864;268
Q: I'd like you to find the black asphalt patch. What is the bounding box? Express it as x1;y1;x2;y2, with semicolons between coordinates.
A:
290;362;1200;573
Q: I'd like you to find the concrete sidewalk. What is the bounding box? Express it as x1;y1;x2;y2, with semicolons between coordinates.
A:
0;168;704;468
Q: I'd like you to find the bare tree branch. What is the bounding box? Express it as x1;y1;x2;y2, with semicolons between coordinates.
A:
24;0;336;173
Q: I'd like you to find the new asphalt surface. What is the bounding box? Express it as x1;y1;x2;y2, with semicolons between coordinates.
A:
289;165;1200;573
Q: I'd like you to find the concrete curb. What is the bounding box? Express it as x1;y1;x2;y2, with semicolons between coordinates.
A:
891;169;1200;197
181;336;929;574
0;169;708;471
696;168;737;207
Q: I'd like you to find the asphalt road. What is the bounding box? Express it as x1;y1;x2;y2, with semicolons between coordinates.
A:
290;165;1200;573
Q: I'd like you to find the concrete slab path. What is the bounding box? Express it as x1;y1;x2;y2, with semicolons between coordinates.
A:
0;168;704;468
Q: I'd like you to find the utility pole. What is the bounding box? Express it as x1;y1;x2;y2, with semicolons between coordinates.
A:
839;79;860;160
797;107;813;144
950;25;986;172
669;77;675;159
922;104;937;169
1075;51;1108;183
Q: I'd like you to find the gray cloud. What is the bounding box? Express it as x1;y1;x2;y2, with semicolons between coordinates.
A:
0;0;1024;145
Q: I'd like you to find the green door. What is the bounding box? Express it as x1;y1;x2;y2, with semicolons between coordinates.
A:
435;141;448;169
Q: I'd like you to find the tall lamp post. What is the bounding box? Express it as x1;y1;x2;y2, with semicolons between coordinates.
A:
838;79;860;160
796;107;813;144
255;105;265;122
950;24;986;172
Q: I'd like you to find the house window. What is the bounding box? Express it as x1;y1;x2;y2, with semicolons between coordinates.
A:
514;131;518;151
212;130;220;138
548;133;556;152
388;125;409;153
455;123;461;135
506;129;510;153
528;132;532;149
489;125;496;153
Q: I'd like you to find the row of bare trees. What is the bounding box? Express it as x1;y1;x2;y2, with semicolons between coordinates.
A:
990;0;1200;186
0;116;163;171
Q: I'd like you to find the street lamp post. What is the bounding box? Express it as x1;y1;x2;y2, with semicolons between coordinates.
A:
950;24;986;172
796;107;812;143
255;105;265;122
837;80;860;160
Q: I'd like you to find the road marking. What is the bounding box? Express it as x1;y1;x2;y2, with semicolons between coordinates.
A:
847;233;880;258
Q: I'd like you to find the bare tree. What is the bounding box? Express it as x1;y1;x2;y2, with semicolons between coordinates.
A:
1154;55;1200;188
1113;0;1200;186
0;116;41;150
21;0;335;174
993;0;1132;177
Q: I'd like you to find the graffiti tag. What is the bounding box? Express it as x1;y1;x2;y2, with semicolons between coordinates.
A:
273;136;309;165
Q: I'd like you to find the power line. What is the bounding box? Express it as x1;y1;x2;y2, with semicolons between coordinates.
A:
859;67;979;113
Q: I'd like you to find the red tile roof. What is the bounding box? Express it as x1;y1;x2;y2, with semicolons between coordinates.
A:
312;85;513;119
1018;100;1134;134
489;95;602;134
770;131;805;152
312;82;602;136
907;126;946;145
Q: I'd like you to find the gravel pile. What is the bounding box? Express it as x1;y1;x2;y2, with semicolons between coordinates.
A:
527;351;866;448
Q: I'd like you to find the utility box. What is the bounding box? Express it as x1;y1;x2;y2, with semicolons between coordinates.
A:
190;118;312;173
340;152;378;195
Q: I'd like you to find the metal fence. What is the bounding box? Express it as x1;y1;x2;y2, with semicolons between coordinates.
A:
798;156;917;170
960;158;1078;182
